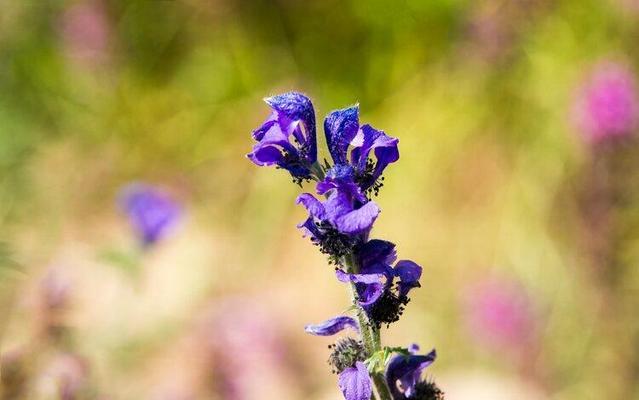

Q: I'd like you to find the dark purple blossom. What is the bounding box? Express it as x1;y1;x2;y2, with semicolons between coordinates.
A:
385;346;437;399
324;106;399;194
297;173;380;258
247;92;318;179
305;316;360;336
335;240;422;327
119;183;182;247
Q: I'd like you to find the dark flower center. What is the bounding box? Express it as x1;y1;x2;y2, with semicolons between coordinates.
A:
411;379;445;400
314;221;358;261
277;150;312;184
327;337;368;374
367;284;409;329
355;158;385;197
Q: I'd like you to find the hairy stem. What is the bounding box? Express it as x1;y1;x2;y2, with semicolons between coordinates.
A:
344;256;393;400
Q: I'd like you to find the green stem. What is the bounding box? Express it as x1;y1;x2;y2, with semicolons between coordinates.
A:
344;256;393;400
310;161;326;181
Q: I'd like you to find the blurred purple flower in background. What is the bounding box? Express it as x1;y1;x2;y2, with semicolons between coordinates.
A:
573;61;639;143
44;353;90;400
59;0;111;68
463;277;539;352
119;183;182;247
196;298;294;400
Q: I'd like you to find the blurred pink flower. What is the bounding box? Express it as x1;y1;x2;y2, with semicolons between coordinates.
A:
39;267;72;312
60;1;111;67
463;277;538;352
37;268;73;339
46;353;90;400
573;61;639;143
195;298;291;400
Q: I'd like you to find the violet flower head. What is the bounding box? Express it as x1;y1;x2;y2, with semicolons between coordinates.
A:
247;92;318;181
573;61;639;142
297;171;380;259
119;183;182;247
463;277;538;351
324;106;399;196
336;240;422;328
385;346;440;400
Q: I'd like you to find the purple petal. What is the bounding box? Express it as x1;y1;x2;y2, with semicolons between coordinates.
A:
317;164;357;195
264;92;317;162
324;190;358;224
335;270;386;306
334;201;380;235
356;239;397;268
338;361;372;400
247;144;284;166
385;349;436;399
296;193;326;220
297;217;322;240
325;105;360;165
305;316;359;336
394;260;422;297
352;124;399;184
252;112;278;140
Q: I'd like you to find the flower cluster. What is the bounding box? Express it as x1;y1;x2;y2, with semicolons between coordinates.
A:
248;92;442;400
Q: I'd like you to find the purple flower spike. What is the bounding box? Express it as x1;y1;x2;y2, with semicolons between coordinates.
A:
247;92;317;179
119;183;182;247
305;316;359;336
338;361;372;400
385;348;437;399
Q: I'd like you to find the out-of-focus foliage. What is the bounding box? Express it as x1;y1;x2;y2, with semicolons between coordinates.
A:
2;0;639;399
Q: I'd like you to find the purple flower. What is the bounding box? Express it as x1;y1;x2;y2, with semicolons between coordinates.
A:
305;316;360;336
335;240;422;327
304;316;371;400
573;61;639;142
324;106;399;194
119;183;182;247
296;174;380;258
385;345;437;399
338;361;373;400
247;92;317;179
